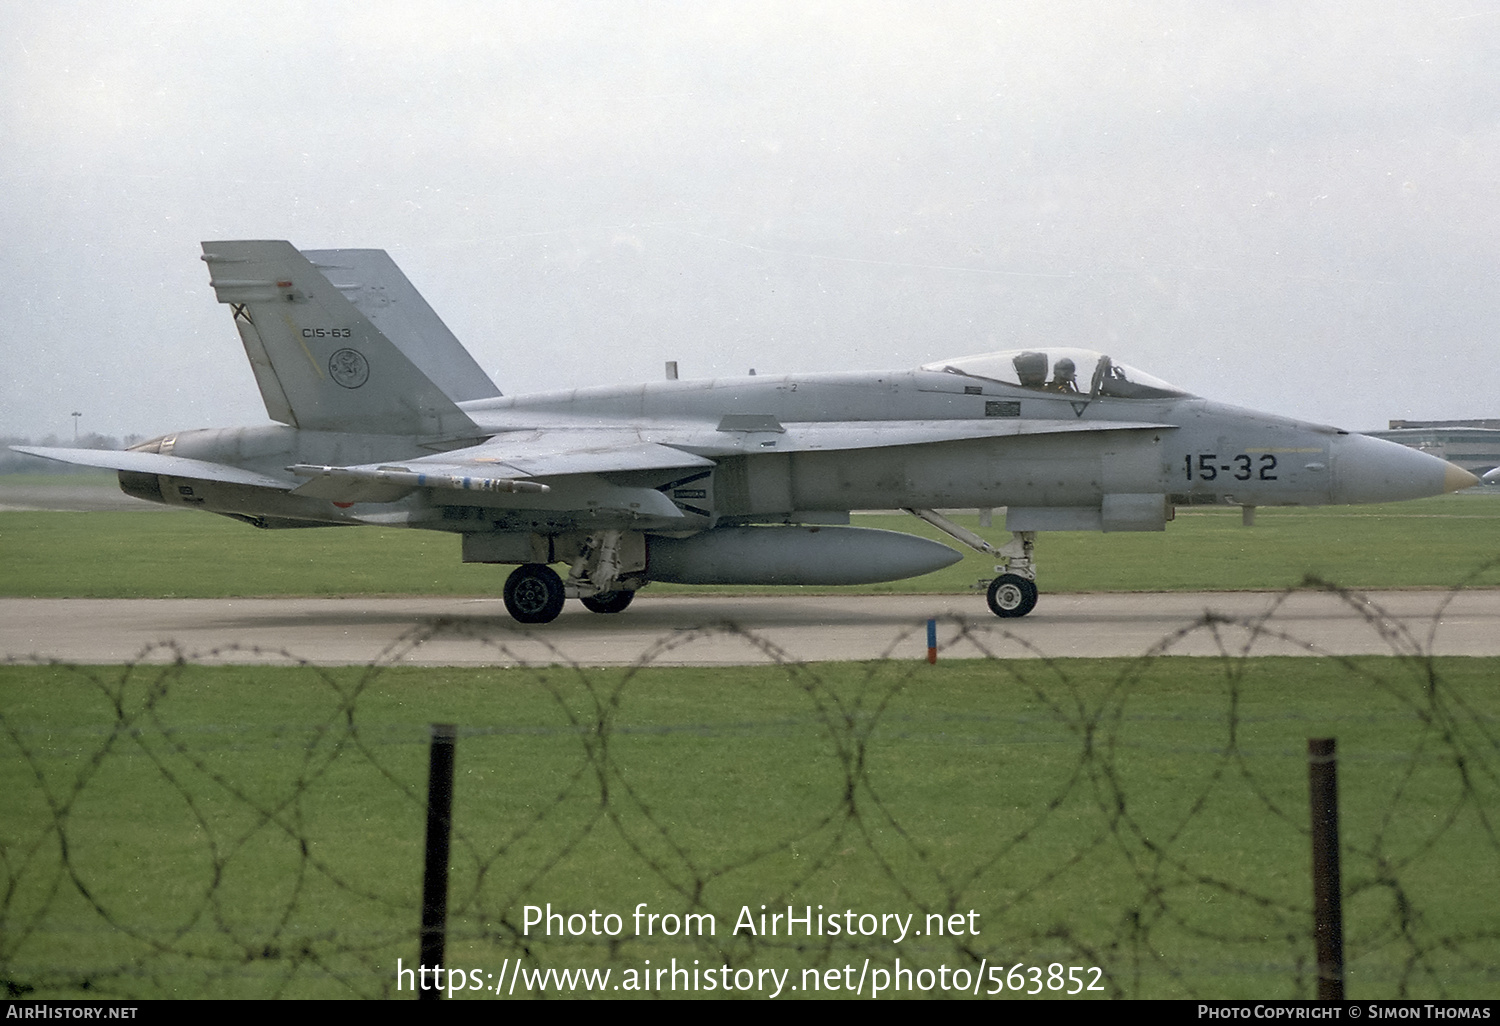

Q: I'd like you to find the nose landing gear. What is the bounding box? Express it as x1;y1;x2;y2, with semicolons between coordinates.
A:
984;530;1038;618
987;573;1038;618
904;509;1040;619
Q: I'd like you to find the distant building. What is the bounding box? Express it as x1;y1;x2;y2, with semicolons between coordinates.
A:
1366;420;1500;481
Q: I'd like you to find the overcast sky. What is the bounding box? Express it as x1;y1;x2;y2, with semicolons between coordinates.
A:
4;1;1499;441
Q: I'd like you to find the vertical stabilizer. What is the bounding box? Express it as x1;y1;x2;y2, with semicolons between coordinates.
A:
202;241;480;438
301;249;501;402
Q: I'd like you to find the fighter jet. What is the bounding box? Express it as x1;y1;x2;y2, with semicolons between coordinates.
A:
13;241;1479;623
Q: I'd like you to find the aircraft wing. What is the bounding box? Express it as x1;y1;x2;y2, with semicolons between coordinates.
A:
288;420;1173;502
9;445;291;489
326;419;1159;486
447;433;718;477
13;420;1175;513
287;433;712;509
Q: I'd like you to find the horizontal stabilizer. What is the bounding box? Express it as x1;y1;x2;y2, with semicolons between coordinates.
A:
9;446;290;489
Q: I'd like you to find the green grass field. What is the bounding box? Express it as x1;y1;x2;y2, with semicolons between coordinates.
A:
2;655;1496;999
4;488;1498;999
3;493;1499;598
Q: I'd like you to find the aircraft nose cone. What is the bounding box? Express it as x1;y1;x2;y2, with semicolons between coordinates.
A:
1331;432;1479;503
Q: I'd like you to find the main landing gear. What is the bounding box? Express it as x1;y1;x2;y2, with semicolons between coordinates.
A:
579;590;634;614
903;509;1040;619
503;563;566;624
566;530;642;618
502;528;644;623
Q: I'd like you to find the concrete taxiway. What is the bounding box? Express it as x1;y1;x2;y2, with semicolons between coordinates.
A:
2;589;1497;666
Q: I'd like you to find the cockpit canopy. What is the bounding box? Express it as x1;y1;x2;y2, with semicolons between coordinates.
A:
921;347;1193;400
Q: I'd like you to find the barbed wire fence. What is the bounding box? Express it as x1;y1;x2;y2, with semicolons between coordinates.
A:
2;575;1497;1000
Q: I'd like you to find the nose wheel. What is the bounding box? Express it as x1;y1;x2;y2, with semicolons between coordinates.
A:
987;574;1038;618
903;510;1042;619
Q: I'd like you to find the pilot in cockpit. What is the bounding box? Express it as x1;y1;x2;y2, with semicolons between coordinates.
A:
1045;357;1079;393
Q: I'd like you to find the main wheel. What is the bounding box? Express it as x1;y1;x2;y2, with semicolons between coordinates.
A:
986;574;1038;618
580;590;634;614
503;563;566;624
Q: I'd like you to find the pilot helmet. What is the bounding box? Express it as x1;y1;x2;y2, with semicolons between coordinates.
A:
1012;350;1048;387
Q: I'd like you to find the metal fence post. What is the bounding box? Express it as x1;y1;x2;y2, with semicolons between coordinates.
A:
420;723;458;1001
1308;737;1345;1000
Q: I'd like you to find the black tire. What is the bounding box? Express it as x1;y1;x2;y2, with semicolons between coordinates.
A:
580;590;634;614
503;563;566;624
986;574;1038;618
